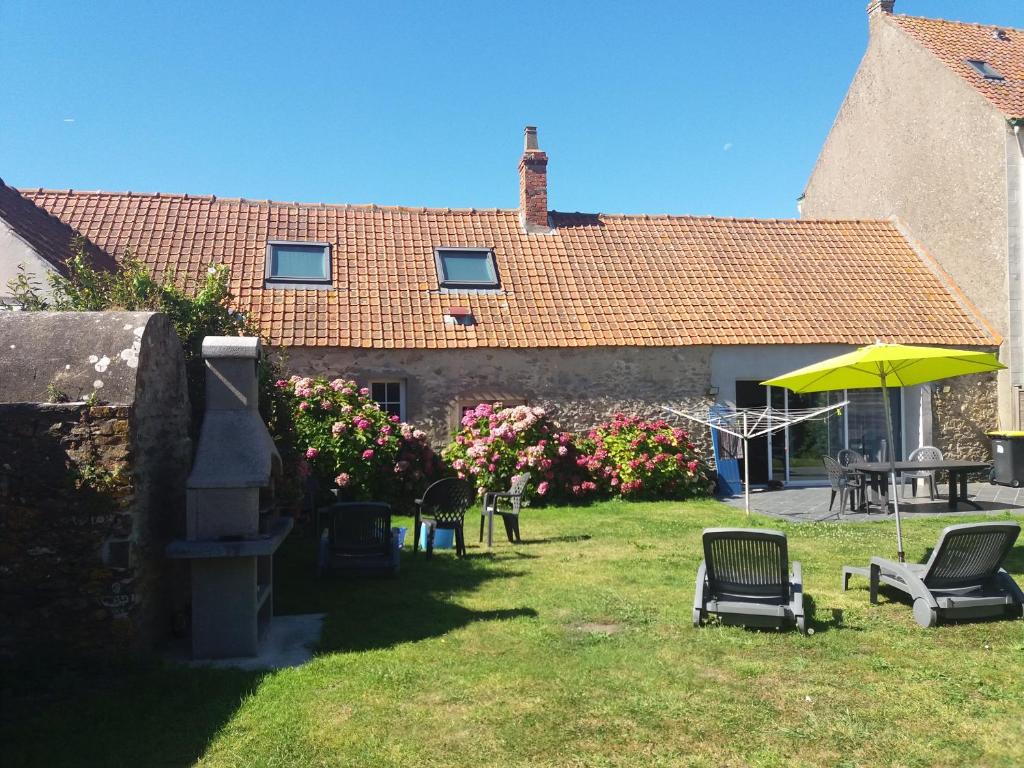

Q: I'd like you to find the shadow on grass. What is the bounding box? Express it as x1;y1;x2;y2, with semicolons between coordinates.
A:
274;535;538;654
1;659;262;768
517;534;594;545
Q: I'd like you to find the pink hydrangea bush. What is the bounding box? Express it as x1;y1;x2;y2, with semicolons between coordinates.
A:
442;403;593;504
576;414;714;500
278;375;442;509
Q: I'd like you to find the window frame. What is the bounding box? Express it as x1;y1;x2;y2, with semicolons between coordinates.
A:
433;247;500;290
265;240;333;288
369;379;406;422
966;59;1005;81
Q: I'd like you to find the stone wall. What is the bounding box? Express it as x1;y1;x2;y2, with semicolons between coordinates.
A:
282;345;714;446
0;404;135;657
931;372;999;463
0;312;190;661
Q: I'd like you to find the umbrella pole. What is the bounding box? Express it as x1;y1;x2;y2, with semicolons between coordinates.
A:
880;369;905;562
743;412;750;516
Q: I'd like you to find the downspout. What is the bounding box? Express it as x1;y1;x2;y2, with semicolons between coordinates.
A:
1011;120;1024;428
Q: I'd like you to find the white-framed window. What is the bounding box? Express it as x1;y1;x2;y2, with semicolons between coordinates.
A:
370;380;406;421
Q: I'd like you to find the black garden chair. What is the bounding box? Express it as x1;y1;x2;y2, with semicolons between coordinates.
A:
414;478;475;558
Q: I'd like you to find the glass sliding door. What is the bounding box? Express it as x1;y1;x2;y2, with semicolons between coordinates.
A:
787;391;834;481
766;387;850;484
845;389;902;462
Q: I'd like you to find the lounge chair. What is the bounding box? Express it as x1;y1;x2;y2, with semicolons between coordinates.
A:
318;501;400;577
480;472;531;545
693;528;806;633
842;522;1023;627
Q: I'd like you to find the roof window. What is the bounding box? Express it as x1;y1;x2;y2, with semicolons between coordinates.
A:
265;241;331;287
434;247;499;289
966;59;1005;81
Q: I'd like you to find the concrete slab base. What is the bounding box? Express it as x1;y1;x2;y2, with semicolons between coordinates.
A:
166;613;326;671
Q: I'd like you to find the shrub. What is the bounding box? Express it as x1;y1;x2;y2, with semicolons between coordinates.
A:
442;403;596;504
278;375;443;511
576;414;714;500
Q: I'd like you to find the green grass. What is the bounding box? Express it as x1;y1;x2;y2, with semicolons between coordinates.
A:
4;500;1024;767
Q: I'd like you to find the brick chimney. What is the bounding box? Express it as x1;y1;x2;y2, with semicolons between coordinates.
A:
518;126;551;234
866;0;894;16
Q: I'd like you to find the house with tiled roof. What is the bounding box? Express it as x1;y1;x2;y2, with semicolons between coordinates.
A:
0;120;1001;484
803;0;1023;434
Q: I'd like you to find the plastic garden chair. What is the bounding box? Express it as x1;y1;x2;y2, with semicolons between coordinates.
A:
414;478;475;558
480;472;531;545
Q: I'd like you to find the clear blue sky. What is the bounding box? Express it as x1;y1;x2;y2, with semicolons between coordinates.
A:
1;1;1019;218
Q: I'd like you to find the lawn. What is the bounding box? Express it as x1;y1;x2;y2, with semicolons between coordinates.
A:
4;500;1024;767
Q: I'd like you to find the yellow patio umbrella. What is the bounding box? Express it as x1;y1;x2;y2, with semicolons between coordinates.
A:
762;342;1004;561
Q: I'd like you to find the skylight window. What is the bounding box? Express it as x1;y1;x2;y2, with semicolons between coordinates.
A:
266;241;331;286
966;59;1005;81
434;247;499;289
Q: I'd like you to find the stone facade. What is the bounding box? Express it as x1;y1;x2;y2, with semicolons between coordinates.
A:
281;345;714;445
931;372;1000;463
801;10;1016;428
0;312;191;661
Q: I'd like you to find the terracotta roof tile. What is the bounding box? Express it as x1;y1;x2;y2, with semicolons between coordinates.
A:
15;188;997;349
887;14;1024;119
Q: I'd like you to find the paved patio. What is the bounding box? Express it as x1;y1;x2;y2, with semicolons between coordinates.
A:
723;482;1024;522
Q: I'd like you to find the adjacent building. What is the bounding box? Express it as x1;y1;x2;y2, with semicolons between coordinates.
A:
803;0;1023;431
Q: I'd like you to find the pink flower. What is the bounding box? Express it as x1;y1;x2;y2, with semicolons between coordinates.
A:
329;378;346;391
362;449;375;460
305;447;319;459
376;437;387;446
320;399;332;410
331;421;347;436
390;414;401;423
359;387;370;396
687;460;699;473
274;379;288;389
557;445;568;456
537;481;549;495
488;463;496;472
335;472;350;487
298;401;310;411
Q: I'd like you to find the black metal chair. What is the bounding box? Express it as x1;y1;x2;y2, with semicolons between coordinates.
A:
317;501;400;577
414;478;475;558
480;472;531;545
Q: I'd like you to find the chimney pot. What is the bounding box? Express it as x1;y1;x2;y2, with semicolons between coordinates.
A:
866;0;894;16
524;126;539;152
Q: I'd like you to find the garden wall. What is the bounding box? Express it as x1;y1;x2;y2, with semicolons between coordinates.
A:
0;311;191;661
282;345;714;444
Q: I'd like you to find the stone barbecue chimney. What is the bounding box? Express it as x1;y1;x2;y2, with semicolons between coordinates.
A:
519;126;551;234
866;0;894;16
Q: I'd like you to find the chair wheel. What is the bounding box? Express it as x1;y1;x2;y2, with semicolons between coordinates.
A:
692;609;702;628
913;598;938;628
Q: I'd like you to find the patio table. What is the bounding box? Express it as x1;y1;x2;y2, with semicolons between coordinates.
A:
850;460;991;512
